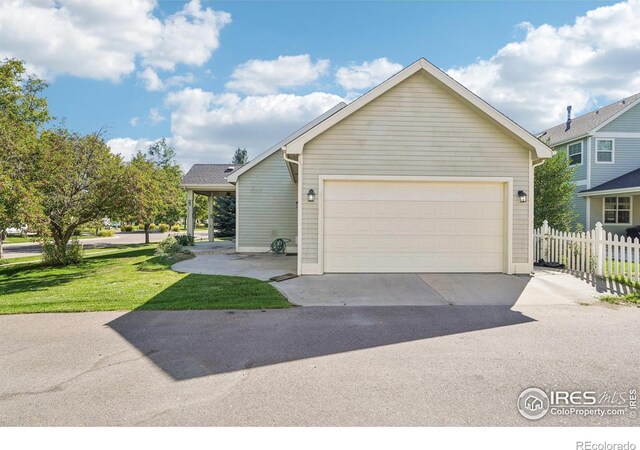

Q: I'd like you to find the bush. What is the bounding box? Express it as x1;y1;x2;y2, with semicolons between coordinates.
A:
171;225;181;232
158;224;169;232
97;229;115;237
155;235;182;257
122;224;137;232
149;224;156;230
42;238;84;265
626;226;640;240
175;234;195;246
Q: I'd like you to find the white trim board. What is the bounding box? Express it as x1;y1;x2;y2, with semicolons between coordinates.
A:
283;58;552;160
226;103;347;183
314;175;515;275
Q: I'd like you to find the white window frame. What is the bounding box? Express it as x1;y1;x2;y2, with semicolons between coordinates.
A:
602;196;632;225
567;141;583;166
595;138;615;164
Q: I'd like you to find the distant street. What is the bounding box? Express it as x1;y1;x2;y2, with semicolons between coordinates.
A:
2;231;209;259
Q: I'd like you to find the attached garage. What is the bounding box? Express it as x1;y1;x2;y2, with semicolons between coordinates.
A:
321;177;509;273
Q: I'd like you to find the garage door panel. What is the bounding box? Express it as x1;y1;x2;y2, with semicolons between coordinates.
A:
323;180;506;273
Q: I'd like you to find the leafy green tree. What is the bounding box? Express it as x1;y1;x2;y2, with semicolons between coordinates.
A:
194;194;209;225
213;194;235;237
232;147;248;165
0;58;49;258
123;140;183;242
534;151;577;231
32;128;130;264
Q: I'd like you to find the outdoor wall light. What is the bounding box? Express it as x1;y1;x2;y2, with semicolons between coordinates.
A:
307;189;316;202
518;190;528;203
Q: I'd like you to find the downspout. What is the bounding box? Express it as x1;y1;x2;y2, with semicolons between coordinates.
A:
282;147;302;275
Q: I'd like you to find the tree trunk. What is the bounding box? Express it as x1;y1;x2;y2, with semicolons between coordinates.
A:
144;223;150;244
52;232;67;265
0;236;4;259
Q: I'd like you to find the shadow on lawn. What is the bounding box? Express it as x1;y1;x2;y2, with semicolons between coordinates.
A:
107;303;535;381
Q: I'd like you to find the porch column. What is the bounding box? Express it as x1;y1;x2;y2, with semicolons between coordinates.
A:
208;192;215;242
186;189;194;237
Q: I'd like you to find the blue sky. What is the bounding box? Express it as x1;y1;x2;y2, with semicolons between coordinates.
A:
1;0;638;168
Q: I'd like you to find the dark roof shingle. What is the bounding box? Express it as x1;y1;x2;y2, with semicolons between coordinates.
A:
581;167;640;194
181;164;242;186
539;93;640;146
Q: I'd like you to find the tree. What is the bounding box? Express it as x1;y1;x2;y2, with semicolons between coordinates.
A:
213;194;235;237
126;152;165;244
0;59;49;258
534;151;577;231
148;137;177;169
232;147;248;165
193;194;209;225
123;140;183;243
32;128;130;264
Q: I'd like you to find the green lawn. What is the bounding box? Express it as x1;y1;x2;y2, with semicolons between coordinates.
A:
0;245;291;314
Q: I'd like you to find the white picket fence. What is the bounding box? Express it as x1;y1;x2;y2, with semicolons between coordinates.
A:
534;220;640;284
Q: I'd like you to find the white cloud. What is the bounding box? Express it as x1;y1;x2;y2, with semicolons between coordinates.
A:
336;58;403;91
0;0;230;82
138;68;196;91
165;87;344;166
138;67;164;91
149;108;166;124
129;116;139;127
225;55;330;95
446;0;640;131
107;137;153;161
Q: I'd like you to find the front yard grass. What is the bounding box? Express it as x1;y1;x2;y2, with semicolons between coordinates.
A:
0;245;291;314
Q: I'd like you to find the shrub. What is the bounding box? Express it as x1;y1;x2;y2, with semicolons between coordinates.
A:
155;235;182;257
149;224;156;230
42;238;84;265
97;229;115;237
122;224;137;232
171;225;181;232
175;234;195;246
158;223;169;232
626;226;640;240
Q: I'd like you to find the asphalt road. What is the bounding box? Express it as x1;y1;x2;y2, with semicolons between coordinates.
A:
2;231;209;258
0;304;638;426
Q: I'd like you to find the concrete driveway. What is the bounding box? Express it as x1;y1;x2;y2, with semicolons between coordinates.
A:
1;304;638;426
172;253;631;307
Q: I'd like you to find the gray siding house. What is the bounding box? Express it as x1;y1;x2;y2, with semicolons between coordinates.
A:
539;93;640;235
223;59;551;275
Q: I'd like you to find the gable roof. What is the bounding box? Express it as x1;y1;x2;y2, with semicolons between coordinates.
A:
181;164;242;187
283;58;553;160
579;167;640;197
226;102;347;183
539;92;640;147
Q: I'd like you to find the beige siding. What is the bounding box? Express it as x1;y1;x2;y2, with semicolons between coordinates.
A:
301;71;532;266
237;151;297;250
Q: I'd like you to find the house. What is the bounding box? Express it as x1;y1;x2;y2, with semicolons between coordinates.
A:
539;93;640;236
195;58;552;275
180;164;242;241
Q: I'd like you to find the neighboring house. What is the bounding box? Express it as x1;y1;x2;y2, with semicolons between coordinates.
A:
539;93;640;236
222;58;551;275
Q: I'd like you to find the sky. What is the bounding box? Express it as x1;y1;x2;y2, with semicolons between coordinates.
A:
1;0;639;169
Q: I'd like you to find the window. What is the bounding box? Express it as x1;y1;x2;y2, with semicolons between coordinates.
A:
568;142;582;166
604;196;631;224
596;139;614;163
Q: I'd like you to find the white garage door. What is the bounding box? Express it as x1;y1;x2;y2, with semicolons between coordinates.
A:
322;179;506;273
